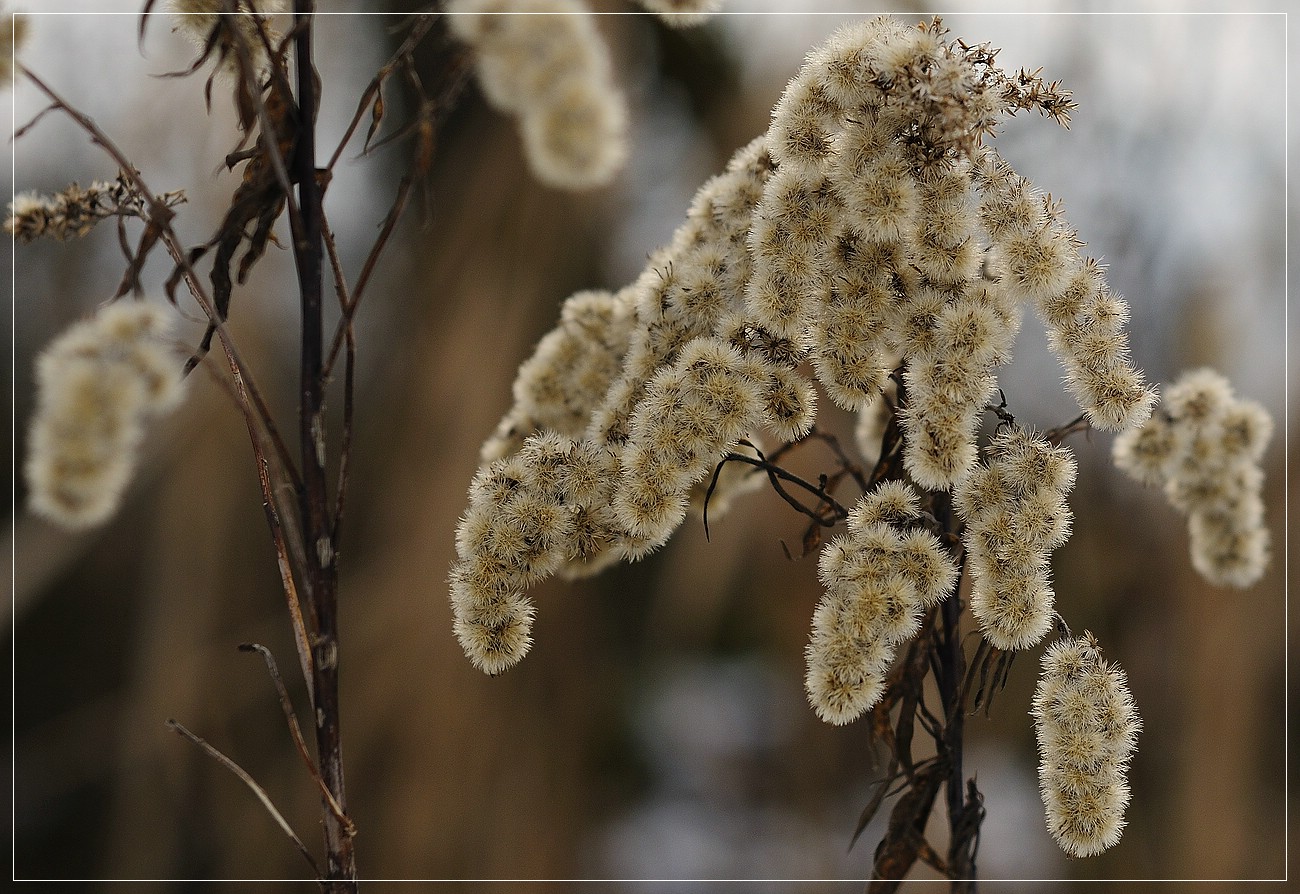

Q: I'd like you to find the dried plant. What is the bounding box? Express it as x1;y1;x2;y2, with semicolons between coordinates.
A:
448;15;1274;889
12;6;1276;889
13;2;469;890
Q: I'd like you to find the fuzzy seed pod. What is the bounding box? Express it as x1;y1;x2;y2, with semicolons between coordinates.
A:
957;428;1074;650
26;302;185;528
1032;633;1140;858
1113;369;1272;588
633;0;722;28
169;0;285;75
481;287;636;463
448;0;628;189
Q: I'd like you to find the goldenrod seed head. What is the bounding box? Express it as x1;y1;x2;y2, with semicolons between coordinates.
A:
952;462;1013;522
1033;633;1139;858
1002;225;1079;305
836;150;918;244
634;0;723;28
970;564;1055;651
26;302;184;529
1217;399;1273;463
1188;508;1270;588
1012;487;1073;552
770;76;841;176
451;589;536;675
899;401;981;491
520;77;627;190
897;528;959;607
989;427;1077;497
804;634;891;725
1112;411;1180;486
762;365;818;441
848;480;921;531
1162;367;1233;426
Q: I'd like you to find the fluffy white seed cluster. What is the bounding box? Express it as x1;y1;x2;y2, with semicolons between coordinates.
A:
446;0;628;190
1;12;28;89
26;302;186;529
742;18;1151;494
451;433;623;672
954;427;1076;651
633;0;723;28
169;0;285;73
805;481;957;724
480;287;637;464
5;175;187;244
1032;632;1140;858
1113;368;1271;588
978;150;1155;431
453;19;1157;676
450;136;777;669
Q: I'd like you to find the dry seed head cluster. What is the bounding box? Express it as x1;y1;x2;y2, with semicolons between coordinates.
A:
744;17;1152;494
446;0;628;190
452;19;1155;682
1032;633;1140;858
633;0;722;29
1;10;28;89
169;0;285;73
26;302;186;528
5;174;186;244
955;427;1076;651
1113;368;1271;587
805;480;957;724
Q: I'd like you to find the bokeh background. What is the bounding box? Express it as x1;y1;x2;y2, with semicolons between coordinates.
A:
8;2;1291;890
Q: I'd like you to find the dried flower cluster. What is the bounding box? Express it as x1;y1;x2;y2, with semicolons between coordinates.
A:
168;0;285;73
5;174;186;243
954;427;1076;651
805;481;957;724
451;134;774;668
1113;368;1272;587
747;17;1154;495
634;0;722;28
446;0;628;190
1;9;28;89
1032;632;1140;858
26;302;186;528
452;18;1155;677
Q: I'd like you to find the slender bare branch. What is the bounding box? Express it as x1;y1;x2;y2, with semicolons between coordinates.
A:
16;63;319;693
237;644;355;835
324;13;439;174
165;719;322;880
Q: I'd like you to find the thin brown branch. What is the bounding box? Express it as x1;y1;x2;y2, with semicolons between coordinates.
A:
728;440;851;524
237;357;319;703
165;719;322;880
237;643;354;835
322;174;413;379
324;12;439;174
1045;412;1091;445
316;209;356;547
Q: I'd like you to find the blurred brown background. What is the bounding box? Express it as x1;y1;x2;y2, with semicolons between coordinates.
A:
8;3;1290;890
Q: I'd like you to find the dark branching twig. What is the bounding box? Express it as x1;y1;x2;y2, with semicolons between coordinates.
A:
16;63;318;697
165;719;321;881
237;644;354;835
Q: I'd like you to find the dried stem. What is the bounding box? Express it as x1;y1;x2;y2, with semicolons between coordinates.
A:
287;4;356;890
165;719;321;881
238;643;353;834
